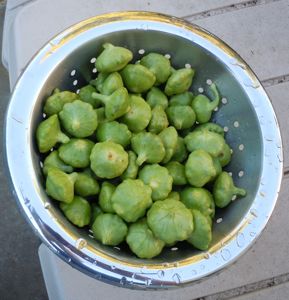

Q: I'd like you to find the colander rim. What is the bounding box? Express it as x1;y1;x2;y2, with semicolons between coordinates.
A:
4;11;283;289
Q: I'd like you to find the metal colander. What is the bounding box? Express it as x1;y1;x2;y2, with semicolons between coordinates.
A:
4;11;283;289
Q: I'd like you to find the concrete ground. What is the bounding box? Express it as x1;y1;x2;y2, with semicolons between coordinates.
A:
1;0;289;299
0;2;48;300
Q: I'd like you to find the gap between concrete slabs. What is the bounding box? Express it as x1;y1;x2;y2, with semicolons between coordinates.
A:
233;278;289;299
200;272;289;299
184;0;282;20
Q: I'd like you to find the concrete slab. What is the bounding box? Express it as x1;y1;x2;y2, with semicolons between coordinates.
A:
39;175;289;299
191;0;289;82
0;5;48;300
265;81;289;170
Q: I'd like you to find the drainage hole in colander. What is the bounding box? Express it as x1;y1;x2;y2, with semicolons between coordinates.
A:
233;121;239;128
198;87;204;93
164;53;171;59
76;89;80;94
72;79;78;86
221;97;228;104
92;68;97;74
238;170;244;177
185;63;191;69
70;70;76;77
239;144;245;151
90;57;96;63
224;126;229;132
206;79;212;85
138;49;145;55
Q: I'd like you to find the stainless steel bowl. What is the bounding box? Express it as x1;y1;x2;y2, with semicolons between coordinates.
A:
4;11;283;289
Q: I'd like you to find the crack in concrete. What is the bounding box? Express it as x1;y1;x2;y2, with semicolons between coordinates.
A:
195;272;289;299
262;74;289;87
183;0;282;21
